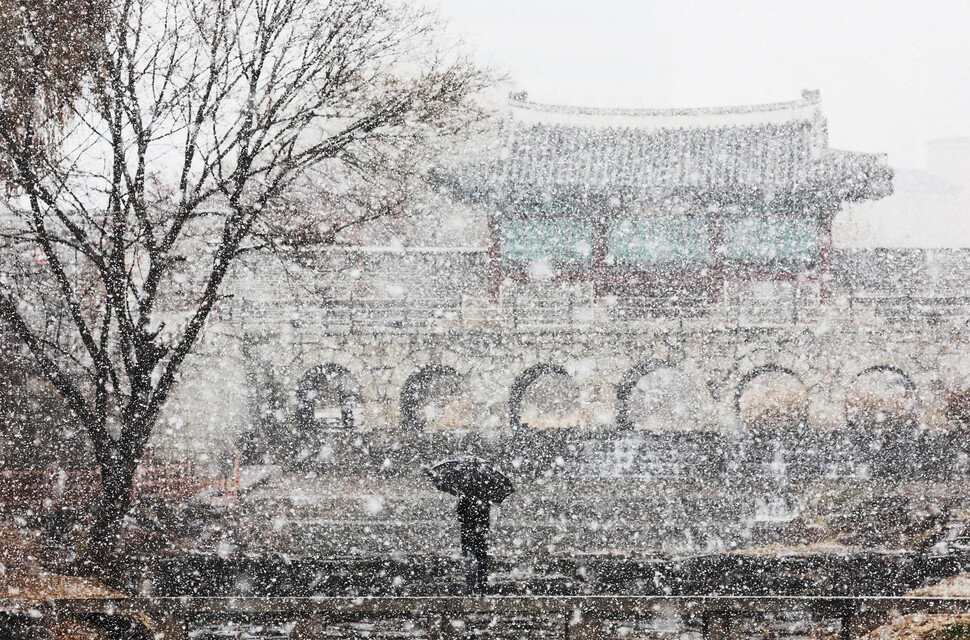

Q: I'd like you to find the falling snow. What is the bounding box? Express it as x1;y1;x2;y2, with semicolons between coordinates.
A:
1;1;970;639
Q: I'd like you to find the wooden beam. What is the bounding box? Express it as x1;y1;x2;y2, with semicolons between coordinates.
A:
0;595;967;619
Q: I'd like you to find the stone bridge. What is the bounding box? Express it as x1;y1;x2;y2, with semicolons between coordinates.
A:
151;247;970;462
214;307;969;440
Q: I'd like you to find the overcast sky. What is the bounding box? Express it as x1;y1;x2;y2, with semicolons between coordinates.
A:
429;0;970;171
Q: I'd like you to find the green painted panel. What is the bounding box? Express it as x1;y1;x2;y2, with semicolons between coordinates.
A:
499;218;593;261
724;217;819;262
607;218;709;261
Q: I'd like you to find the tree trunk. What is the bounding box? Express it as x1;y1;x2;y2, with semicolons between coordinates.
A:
85;457;136;578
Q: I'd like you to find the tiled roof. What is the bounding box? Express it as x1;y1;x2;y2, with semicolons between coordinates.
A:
444;91;893;212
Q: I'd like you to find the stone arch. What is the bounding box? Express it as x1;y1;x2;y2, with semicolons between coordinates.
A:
845;365;919;428
942;356;970;425
399;365;471;430
297;364;361;430
736;365;809;429
616;361;700;431
509;363;580;430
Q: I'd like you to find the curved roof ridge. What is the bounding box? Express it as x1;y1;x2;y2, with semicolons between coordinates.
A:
511;89;822;118
508;90;824;131
825;146;889;160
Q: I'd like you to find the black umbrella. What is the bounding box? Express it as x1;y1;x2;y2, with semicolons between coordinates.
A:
425;455;514;504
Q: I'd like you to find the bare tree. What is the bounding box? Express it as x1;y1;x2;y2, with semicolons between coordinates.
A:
0;0;490;572
0;0;110;180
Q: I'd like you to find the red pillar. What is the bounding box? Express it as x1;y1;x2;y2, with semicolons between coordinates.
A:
817;212;834;301
707;214;725;304
486;214;502;299
591;216;609;298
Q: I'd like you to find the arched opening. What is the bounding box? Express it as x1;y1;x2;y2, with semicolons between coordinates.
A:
736;366;808;429
946;385;970;425
400;365;471;430
617;362;700;430
509;364;581;430
297;364;361;431
845;366;919;428
944;363;970;425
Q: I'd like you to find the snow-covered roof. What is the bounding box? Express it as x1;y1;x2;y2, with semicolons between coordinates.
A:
443;90;893;213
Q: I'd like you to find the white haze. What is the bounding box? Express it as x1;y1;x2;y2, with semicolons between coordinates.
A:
428;0;970;248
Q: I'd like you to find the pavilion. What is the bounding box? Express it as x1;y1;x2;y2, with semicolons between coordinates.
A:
443;90;893;302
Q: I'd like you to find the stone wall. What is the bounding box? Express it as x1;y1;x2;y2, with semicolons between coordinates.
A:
152;316;970;469
148;247;970;470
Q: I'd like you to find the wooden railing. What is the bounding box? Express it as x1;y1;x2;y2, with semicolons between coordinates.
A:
4;595;970;640
219;294;970;332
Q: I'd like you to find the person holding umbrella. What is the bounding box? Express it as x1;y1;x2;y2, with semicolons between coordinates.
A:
456;493;492;593
426;456;514;594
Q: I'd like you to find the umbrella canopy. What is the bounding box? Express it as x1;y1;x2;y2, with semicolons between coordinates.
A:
426;456;515;504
